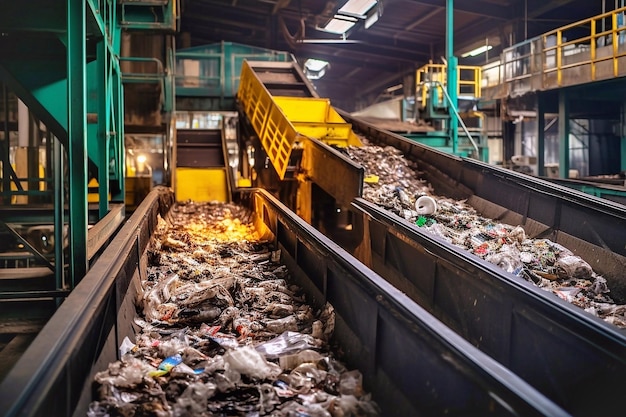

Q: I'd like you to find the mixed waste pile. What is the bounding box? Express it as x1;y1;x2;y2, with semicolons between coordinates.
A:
88;202;379;417
345;140;626;328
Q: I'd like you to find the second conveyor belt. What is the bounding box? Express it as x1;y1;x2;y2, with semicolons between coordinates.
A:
236;59;626;416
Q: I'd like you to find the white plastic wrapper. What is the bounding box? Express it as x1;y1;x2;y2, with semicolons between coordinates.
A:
223;346;282;380
556;255;593;280
255;331;321;360
118;336;136;357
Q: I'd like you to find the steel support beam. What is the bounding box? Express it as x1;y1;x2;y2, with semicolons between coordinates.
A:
446;0;458;154
537;93;545;176
67;0;88;283
97;41;110;217
622;101;626;171
54;136;65;291
558;89;570;178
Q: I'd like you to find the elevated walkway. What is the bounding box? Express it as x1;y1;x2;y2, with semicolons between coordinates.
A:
119;0;179;32
483;6;626;100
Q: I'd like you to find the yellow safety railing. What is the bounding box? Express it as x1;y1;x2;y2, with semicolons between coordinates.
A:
237;61;361;179
238;61;297;179
416;63;482;103
542;6;626;87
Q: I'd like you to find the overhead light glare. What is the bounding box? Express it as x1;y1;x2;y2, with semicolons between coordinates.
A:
364;10;379;28
339;0;378;18
321;15;357;34
461;45;493;58
304;58;329;80
305;58;329;72
385;84;403;93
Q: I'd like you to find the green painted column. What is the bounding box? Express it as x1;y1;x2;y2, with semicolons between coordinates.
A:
558;89;570;179
53;136;65;291
1;86;10;202
446;0;458;154
68;0;88;284
115;64;125;202
97;40;110;217
622;102;626;172
537;94;545;176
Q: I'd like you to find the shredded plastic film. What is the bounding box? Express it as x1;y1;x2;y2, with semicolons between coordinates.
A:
88;201;379;417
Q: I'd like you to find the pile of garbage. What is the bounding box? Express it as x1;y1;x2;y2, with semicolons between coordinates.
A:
88;201;379;417
344;140;626;328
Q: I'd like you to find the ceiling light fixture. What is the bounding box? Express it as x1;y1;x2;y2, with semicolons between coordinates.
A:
320;15;357;34
461;45;492;58
304;58;330;80
364;10;379;29
298;39;362;43
317;0;382;35
339;0;378;18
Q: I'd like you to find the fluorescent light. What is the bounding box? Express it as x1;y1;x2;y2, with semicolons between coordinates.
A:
305;58;329;72
364;10;379;28
461;45;493;58
304;58;329;80
321;15;357;34
316;0;381;35
339;0;377;17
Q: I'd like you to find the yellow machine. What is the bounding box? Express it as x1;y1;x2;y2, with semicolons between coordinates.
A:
235;60;363;223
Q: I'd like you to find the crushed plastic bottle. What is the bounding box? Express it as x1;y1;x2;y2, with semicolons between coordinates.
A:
255;331;321;360
223;346;282;380
89;201;379;416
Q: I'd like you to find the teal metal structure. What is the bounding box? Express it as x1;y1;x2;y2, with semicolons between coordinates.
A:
119;0;179;32
175;42;292;110
0;0;126;293
404;1;488;162
446;0;459;155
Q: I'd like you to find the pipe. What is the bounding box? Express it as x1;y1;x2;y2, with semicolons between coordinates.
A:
435;81;480;156
445;0;458;155
18;99;28;147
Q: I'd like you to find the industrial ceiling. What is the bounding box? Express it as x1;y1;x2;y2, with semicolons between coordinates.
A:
179;0;607;111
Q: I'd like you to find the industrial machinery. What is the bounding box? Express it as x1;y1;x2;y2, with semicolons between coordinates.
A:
352;62;489;161
2;56;626;416
0;187;572;417
411;62;488;161
230;62;626;414
172;42;293;204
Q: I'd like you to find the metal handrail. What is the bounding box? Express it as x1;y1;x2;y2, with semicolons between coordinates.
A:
434;81;480;155
416;63;482;99
119;56;165;80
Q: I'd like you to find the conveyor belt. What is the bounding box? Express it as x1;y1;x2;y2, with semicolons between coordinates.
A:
325;112;626;416
232;61;626;415
340;111;626;296
348;197;626;416
542;176;626;206
0;187;570;417
6;58;624;416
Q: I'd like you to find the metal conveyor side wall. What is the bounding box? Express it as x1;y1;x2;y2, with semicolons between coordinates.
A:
0;187;570;417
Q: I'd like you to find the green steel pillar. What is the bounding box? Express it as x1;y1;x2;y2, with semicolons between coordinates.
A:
622;102;626;172
68;0;88;284
97;40;110;217
537;94;545;176
446;0;458;154
53;136;65;291
558;89;570;179
115;64;125;200
1;85;10;202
